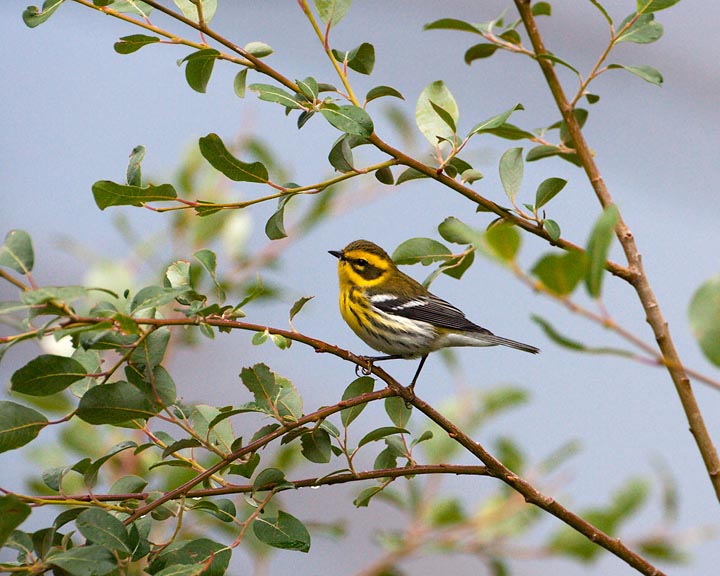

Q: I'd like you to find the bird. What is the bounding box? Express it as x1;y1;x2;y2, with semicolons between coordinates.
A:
329;239;539;390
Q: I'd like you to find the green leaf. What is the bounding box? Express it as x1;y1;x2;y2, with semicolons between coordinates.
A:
198;133;269;183
125;145;146;187
240;363;302;422
296;77;319;101
0;230;34;274
341;376;375;427
393;238;451;266
328;135;355;173
248;83;302;109
114;34;160;55
531;251;588;295
365;85;405;104
92;181;177;209
636;0;681;13
358;426;409;447
464;43;500;64
233;69;248;98
182;48;219;93
499;147;524;202
589;0;613;25
461;169;483;184
265;195;293;241
253;467;288;492
148;538;230;576
76;508;131;553
689;275;720;367
320;104;374;137
129;328;171;369
76;381;158;425
301;428;332;463
354;485;384;507
415;80;459;146
84;440;139;489
11;355;87;396
423;18;484;34
229;453;260;478
194;249;225;301
253;510;311;552
543;219;561;241
173;0;217;23
638;538;687;563
289;296;314;322
244;41;273;58
486;223;521;262
110;1;154;16
0;495;31;546
395;167;429;185
532;2;552;16
607;64;663;86
584;205;618;297
535;177;567;209
314;0;351;28
0;400;48;452
22;0;65;28
384;397;412;428
537;53;580;76
333;42;375;75
525;144;581;166
439;250;475;281
468;104;524;137
438;216;481;246
616;13;663;44
47;545;116;576
375;166;394;185
429;100;458;133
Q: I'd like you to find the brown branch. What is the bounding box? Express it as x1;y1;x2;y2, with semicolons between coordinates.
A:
16;465;489;504
513;0;720;501
123;386;396;523
66;315;664;574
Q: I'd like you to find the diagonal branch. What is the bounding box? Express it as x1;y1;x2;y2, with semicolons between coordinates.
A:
513;0;720;502
63;315;665;574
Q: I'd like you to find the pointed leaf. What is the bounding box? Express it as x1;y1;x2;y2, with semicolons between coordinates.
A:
607;64;663;86
248;83;302;109
585;205;618;297
182;48;219;93
532;251;588;295
22;0;65;28
253;510;311;552
76;508;131;553
464;43;500;64
341;376;375;427
616;13;663;44
320;104;374;137
114;34;160;55
92;181;177;209
499;147;524;202
199;133;269;183
365;85;404;104
11;355;87;396
535;177;567;209
689;275;720;367
415;80;459;145
314;0;351;28
0;401;48;453
0;230;34;274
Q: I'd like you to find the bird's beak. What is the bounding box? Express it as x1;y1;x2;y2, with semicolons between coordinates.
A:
328;250;343;260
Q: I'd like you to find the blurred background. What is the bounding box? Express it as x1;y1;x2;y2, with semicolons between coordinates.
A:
1;1;719;574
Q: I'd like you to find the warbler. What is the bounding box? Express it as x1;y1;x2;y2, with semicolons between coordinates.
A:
330;240;539;390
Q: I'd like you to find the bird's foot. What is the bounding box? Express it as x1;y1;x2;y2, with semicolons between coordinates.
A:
355;357;374;377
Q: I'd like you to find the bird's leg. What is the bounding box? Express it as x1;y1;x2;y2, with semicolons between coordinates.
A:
407;354;429;396
356;354;405;376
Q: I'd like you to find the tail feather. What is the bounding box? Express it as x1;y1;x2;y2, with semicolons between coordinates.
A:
484;333;540;354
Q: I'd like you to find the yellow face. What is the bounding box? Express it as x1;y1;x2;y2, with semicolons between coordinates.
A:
333;243;392;290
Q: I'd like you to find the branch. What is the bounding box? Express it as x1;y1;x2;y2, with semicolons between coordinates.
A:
14;465;489;505
513;0;720;502
63;315;664;574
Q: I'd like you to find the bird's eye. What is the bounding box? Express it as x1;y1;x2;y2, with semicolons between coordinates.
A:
356;258;368;267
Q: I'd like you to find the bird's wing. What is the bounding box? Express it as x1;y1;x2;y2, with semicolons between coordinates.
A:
369;292;490;334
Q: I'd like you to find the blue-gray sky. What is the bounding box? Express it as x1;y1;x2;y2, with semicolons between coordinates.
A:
2;1;719;574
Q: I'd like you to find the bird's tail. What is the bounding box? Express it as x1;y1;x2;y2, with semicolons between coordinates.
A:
480;333;540;354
